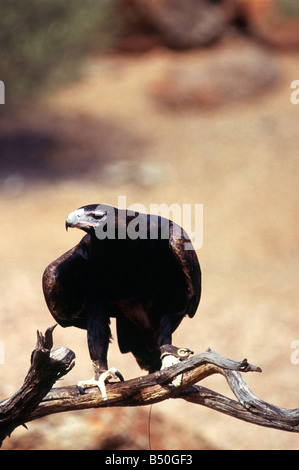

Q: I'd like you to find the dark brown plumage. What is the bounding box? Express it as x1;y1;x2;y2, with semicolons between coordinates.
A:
42;204;201;396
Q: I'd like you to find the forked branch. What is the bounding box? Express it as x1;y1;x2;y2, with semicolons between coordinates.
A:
1;326;299;447
0;325;75;445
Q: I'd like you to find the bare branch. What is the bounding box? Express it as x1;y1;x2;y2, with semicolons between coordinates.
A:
178;375;299;433
27;348;261;422
0;326;75;446
2;326;299;447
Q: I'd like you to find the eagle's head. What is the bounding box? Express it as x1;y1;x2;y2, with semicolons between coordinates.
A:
65;204;112;236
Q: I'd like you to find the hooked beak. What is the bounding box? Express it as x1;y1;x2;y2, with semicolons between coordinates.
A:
65;210;82;231
65;209;97;232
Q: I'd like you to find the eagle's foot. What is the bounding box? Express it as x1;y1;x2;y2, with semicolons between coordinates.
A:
160;345;193;387
98;368;124;405
78;367;124;405
161;354;182;386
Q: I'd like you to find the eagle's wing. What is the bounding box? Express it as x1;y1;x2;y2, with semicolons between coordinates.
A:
42;234;91;329
169;221;201;318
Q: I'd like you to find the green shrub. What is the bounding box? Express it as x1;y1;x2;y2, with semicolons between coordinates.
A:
275;0;299;17
0;0;122;104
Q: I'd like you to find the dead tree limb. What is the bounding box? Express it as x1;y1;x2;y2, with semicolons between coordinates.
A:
0;325;75;446
2;326;299;447
178;372;299;432
26;348;261;421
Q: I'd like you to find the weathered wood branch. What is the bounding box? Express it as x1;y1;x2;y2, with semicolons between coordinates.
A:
27;348;261;421
178;372;299;433
2;326;299;447
0;325;75;446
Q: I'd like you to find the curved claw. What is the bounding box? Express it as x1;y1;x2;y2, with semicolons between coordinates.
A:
98;367;124;405
77;367;124;405
78;383;87;395
114;369;124;382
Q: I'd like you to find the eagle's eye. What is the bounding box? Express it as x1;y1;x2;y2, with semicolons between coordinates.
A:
89;211;107;220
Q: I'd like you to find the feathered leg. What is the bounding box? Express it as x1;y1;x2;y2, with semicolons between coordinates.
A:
157;313;193;386
78;304;123;404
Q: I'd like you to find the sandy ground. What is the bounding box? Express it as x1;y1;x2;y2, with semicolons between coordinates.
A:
1;44;299;450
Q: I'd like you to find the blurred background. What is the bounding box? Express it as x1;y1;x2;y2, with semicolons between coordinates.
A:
1;0;299;450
